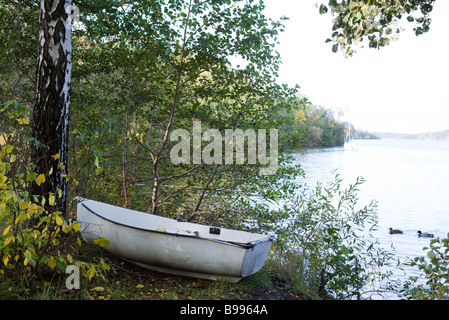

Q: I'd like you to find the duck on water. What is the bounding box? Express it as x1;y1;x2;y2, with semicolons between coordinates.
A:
389;228;403;234
389;228;435;238
417;230;434;238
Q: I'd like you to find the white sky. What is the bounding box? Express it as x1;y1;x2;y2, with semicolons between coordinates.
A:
263;0;449;134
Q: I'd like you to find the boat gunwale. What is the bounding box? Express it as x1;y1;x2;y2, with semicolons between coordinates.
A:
79;202;274;249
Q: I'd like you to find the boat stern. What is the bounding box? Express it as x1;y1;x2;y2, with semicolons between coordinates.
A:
241;237;274;278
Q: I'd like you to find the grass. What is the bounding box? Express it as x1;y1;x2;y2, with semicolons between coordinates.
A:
0;246;304;300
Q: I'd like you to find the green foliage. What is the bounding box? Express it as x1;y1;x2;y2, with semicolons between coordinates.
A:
68;0;300;219
268;173;394;299
285;103;345;147
319;0;435;56
305;105;345;147
0;1;38;104
401;234;449;300
2;1;430;300
1;0;302;224
0;101;111;296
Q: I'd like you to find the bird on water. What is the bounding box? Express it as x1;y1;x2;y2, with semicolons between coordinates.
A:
389;228;403;234
417;230;434;238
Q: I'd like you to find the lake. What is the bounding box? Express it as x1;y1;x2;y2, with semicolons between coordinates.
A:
289;138;449;298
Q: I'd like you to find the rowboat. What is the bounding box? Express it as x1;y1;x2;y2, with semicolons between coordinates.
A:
76;198;274;282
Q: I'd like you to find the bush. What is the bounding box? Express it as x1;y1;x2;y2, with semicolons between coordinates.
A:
401;234;449;300
0;100;111;297
268;172;394;299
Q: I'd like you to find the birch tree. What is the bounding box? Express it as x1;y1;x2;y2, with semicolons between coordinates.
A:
31;0;72;215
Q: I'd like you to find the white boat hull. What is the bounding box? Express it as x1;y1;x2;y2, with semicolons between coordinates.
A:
76;199;274;282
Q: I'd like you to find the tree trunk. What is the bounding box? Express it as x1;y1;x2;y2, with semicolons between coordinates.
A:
31;0;72;215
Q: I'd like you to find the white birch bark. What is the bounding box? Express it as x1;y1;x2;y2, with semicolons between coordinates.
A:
32;0;72;214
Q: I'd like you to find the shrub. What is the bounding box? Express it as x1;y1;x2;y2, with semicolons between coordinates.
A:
401;234;449;300
269;172;394;299
0;100;111;297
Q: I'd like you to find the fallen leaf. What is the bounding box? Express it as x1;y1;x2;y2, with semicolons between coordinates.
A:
91;286;105;292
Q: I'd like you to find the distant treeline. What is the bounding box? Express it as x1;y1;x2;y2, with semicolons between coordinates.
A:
352;129;379;140
373;130;449;140
278;103;379;148
279;104;345;148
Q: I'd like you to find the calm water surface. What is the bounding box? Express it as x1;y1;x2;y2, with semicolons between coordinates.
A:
289;139;449;295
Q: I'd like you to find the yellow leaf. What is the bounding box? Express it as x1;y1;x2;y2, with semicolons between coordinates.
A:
52;153;60;160
20;200;30;210
62;223;70;234
93;238;109;247
58;162;65;169
0;173;7;184
49;193;56;206
28;203;41;215
2;144;13;154
48;257;56;269
35;174;45;186
73;221;80;232
4;235;14;246
16;118;29;125
136;284;144;289
15;212;29;224
77;237;83;246
91;286;105;292
87;266;96;280
0;133;7;146
55;215;64;226
100;258;111;272
2;255;9;266
67;254;73;264
2;225;11;236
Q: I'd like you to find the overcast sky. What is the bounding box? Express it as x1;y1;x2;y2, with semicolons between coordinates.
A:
263;0;449;134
